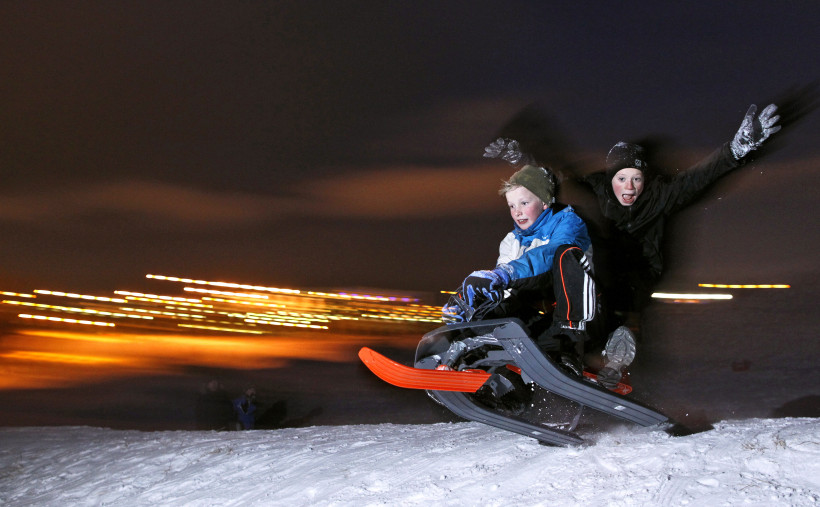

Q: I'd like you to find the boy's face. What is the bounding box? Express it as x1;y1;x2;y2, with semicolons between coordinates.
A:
611;168;645;206
506;186;548;230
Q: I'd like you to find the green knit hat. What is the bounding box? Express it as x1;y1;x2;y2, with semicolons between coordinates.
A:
499;164;555;205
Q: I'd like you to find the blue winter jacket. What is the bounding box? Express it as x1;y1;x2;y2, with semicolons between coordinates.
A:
496;204;591;291
232;396;257;430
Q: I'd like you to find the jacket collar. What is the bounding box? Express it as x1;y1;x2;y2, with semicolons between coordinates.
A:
514;207;553;237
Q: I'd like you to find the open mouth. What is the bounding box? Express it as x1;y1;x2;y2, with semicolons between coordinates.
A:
621;194;636;204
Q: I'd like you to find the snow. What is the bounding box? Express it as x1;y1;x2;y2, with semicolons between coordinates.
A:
2;418;819;506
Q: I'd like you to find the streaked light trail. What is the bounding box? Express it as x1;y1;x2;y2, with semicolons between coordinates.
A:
698;283;790;289
651;293;733;300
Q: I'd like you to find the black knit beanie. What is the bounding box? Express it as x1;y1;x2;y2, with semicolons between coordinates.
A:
606;142;648;181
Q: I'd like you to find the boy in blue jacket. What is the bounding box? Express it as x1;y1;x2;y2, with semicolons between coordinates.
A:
446;163;599;374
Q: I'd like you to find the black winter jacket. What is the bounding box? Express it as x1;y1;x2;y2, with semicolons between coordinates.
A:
582;143;743;310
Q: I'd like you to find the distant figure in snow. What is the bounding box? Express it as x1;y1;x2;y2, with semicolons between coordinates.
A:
232;386;258;430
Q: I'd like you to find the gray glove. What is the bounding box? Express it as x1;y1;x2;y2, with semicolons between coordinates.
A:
483;138;527;165
730;104;781;160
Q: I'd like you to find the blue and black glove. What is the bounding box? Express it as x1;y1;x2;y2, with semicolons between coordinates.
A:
730;104;781;160
462;267;511;308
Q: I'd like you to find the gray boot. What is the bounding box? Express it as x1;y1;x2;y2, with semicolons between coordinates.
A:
597;326;637;389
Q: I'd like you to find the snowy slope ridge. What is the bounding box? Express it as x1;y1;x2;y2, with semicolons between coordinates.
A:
1;419;819;506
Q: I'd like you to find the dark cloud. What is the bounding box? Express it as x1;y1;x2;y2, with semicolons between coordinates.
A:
0;1;817;292
0;180;281;226
0;163;508;226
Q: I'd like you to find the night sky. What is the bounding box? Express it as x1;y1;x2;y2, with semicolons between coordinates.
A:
0;1;817;294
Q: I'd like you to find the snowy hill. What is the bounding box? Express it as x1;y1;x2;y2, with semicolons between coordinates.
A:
2;419;819;506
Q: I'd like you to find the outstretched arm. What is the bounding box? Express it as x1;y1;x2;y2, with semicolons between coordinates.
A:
662;103;781;214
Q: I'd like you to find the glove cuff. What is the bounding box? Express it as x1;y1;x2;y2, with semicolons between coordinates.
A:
494;265;513;286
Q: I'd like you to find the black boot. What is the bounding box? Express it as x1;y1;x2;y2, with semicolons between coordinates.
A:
536;321;586;377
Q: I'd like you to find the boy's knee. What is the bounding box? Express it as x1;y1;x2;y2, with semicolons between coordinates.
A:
552;244;584;271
